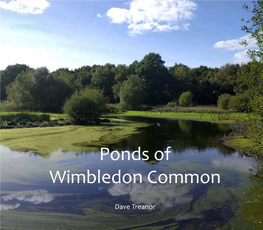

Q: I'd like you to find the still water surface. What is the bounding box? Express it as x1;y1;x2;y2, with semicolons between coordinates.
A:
0;117;261;230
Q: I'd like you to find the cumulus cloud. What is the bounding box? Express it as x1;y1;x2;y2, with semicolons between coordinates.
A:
233;50;252;64
106;0;197;35
97;13;103;18
213;35;257;51
2;190;53;204
213;35;258;64
108;174;193;207
0;203;20;211
0;0;50;14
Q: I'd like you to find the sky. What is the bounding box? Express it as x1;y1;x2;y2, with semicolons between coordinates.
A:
0;0;258;71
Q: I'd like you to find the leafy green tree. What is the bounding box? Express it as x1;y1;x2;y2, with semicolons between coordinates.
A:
72;66;92;90
63;88;107;124
91;64;116;102
0;64;29;100
217;94;232;110
137;53;172;105
119;75;145;110
188;66;216;105
228;92;251;112
178;91;193;107
242;1;263;116
112;64;131;100
210;64;240;96
6;67;71;112
240;1;263;151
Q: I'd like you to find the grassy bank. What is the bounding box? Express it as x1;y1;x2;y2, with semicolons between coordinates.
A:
104;111;249;124
224;133;262;158
0;118;149;157
1;110;260;156
0;112;67;129
104;110;262;156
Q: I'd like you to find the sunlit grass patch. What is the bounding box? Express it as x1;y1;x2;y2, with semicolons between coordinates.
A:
104;111;250;124
0;118;150;157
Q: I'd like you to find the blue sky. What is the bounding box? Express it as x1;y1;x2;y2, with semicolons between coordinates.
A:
0;0;257;71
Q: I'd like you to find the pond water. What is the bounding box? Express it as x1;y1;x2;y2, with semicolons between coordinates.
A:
0;117;262;230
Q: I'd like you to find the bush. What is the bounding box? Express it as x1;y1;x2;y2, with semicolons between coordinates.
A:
0;100;20;112
217;94;232;110
63;88;107;124
228;93;251;112
178;91;193;107
166;101;177;107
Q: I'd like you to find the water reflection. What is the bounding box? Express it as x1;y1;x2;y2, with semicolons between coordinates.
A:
108;174;193;208
2;190;53;204
0;117;262;229
110;117;235;163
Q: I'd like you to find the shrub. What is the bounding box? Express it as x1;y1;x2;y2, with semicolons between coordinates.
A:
217;94;232;110
0;100;20;112
63;88;107;124
178;91;193;107
228;93;251;112
166;101;177;107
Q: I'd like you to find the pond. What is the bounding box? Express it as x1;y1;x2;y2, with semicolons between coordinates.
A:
0;117;262;230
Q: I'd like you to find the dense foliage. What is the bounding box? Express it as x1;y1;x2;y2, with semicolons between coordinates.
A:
217;94;232;110
4;67;72;112
241;0;263;152
0;56;256;112
178;91;193;107
119;75;145;110
63;88;107;124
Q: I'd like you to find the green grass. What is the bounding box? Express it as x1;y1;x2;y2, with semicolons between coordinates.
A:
0;118;149;157
0;112;50;126
225;133;261;156
104;111;250;124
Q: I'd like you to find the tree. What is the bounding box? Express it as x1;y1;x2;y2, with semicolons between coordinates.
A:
112;64;131;100
136;53;172;105
178;91;193;107
6;67;72;112
73;66;92;90
228;92;251;112
0;64;29;100
241;1;263;151
63;88;107;124
91;64;116;102
242;1;263;116
119;75;145;110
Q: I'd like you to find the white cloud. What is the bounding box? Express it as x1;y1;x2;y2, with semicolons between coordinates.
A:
213;35;257;51
233;50;251;64
0;0;50;14
97;13;103;18
106;0;197;35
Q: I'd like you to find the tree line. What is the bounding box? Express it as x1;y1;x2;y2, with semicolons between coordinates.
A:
0;53;257;112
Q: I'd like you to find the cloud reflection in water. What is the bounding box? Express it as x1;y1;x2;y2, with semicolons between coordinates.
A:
1;190;54;211
108;175;193;208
